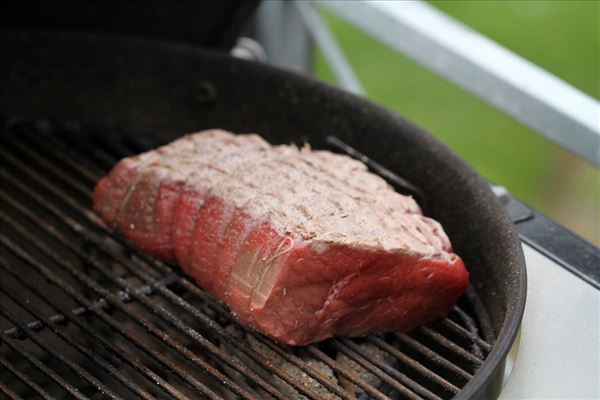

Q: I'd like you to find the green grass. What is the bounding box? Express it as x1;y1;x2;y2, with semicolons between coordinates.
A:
314;1;599;244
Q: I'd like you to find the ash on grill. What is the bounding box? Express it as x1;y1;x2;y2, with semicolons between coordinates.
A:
0;118;494;400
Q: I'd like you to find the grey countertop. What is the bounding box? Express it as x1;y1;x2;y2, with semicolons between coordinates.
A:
499;244;600;399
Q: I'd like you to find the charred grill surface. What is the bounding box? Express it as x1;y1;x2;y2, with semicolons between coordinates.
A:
0;119;494;400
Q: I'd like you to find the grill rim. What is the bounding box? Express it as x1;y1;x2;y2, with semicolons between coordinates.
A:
0;29;527;399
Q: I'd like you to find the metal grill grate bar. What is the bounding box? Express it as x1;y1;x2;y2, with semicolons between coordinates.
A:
9;121;105;181
340;338;446;400
440;319;491;353
0;238;226;399
302;345;391;400
366;336;460;395
1;291;126;400
0;260;189;400
0;283;155;400
0;380;23;400
393;333;474;381
418;327;484;367
0;335;87;400
325;135;425;202
7;136;92;198
331;339;429;400
1;307;122;399
0;221;258;400
0;355;53;400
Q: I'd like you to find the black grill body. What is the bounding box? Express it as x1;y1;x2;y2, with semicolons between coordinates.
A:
0;31;526;400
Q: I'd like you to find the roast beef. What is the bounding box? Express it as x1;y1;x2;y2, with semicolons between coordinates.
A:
93;130;469;345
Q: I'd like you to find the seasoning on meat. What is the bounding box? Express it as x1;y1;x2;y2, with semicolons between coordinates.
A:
93;130;469;345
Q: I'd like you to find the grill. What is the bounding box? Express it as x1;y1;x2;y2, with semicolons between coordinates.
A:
0;118;495;400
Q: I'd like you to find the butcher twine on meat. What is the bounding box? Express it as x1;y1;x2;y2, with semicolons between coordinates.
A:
93;130;469;345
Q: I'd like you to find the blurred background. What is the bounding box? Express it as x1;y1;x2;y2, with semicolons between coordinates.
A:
314;0;599;245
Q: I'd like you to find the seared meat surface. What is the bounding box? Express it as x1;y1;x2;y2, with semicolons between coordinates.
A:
93;130;468;345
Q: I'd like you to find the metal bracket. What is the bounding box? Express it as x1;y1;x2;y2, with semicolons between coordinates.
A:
493;186;600;290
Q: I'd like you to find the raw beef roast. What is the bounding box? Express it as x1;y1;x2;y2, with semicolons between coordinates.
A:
93;130;469;345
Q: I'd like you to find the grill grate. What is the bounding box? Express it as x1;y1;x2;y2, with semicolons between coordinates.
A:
0;119;494;400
